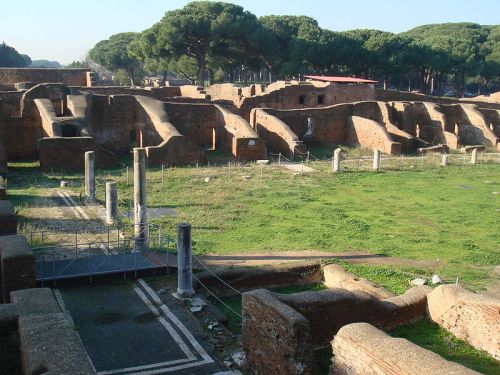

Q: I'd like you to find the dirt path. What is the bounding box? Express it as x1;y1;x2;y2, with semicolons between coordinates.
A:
200;249;440;270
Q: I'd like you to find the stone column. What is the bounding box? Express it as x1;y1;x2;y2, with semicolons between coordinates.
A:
333;148;342;173
84;151;95;202
441;154;448;167
105;181;118;224
133;148;148;250
373;149;381;171
470;148;478;164
177;223;194;297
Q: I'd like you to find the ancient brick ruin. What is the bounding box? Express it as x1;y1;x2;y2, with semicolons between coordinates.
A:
241;264;500;375
1;70;498;173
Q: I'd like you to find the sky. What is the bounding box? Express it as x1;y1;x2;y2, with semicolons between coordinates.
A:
1;0;499;64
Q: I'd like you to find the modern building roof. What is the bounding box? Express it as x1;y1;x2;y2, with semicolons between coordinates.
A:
304;75;378;84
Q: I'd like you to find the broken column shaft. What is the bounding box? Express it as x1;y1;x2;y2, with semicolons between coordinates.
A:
470;148;478;164
177;223;194;297
134;148;148;250
105;181;118;224
441;154;448;167
373;149;381;171
84;151;95;202
333;148;342;173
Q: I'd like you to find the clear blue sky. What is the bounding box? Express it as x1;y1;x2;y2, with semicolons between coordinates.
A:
1;0;498;64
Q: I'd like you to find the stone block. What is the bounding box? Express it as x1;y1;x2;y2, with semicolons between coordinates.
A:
0;235;35;303
427;285;500;360
0;200;16;235
19;312;94;375
331;322;480;374
323;264;395;299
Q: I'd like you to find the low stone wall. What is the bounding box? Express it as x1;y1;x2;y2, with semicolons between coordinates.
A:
242;286;431;374
346;116;401;154
427;284;500;360
214;105;266;161
250;108;305;157
0;68;91;87
0;235;35;303
331;322;480;374
323;264;395;299
0;288;94;375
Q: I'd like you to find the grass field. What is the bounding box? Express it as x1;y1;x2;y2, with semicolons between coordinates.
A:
7;159;499;289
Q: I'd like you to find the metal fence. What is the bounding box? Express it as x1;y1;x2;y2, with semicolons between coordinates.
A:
21;223;175;285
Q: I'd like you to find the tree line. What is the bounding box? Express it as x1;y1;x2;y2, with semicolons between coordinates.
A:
86;2;498;96
2;1;499;96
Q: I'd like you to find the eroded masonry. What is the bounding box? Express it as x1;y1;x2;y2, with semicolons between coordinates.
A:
1;68;499;174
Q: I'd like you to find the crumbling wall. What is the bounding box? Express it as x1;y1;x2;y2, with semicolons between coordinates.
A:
38;136;117;171
0;201;17;236
0;68;91;86
478;108;500;137
164;102;217;148
243;286;431;374
0;91;23;117
323;264;395;299
79;85;182;101
250;108;304;157
239;82;375;120
242;289;312;375
427;284;500;360
459;104;500;149
0;235;35;303
87;94;133;154
135;96;205;165
346;116;401;154
331;323;480;375
206;83;243;102
0;288;94;375
214;105;266;160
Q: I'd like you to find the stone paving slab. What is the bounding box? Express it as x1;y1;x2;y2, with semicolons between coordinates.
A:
58;279;225;375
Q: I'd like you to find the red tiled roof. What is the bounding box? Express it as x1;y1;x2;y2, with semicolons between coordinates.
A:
304;75;377;84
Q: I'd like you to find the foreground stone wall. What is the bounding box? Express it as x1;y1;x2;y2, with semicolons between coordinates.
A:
243;286;431;374
331;323;480;375
0;235;35;303
243;289;312;375
0;68;91;87
427;285;500;360
0;288;94;375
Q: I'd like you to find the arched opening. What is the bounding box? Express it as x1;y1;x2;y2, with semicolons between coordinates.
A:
299;95;306;105
317;95;325;105
60;124;80;137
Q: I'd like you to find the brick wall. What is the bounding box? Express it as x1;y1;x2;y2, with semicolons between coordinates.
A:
0;201;17;236
0;68;91;86
38;136;117;172
0;235;35;303
214;105;266;160
239;82;375;120
0;288;94;375
242;286;431;374
331;323;480;375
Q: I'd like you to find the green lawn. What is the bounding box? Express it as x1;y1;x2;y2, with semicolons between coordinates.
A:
7;160;500;289
392;319;500;374
115;162;498;289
